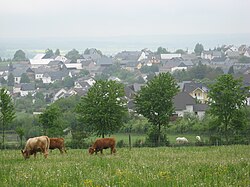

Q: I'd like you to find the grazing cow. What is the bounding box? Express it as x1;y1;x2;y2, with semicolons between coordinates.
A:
196;136;201;142
49;138;66;154
89;138;116;155
21;136;50;159
176;137;189;144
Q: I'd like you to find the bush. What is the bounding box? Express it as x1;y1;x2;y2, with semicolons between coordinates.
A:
144;127;169;147
116;140;127;148
133;139;144;147
209;135;222;146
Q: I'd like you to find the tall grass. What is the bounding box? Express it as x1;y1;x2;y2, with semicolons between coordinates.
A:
0;145;249;186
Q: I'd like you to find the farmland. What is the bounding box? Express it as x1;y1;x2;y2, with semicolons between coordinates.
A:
0;145;249;187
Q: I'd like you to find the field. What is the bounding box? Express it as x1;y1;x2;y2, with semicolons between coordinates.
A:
0;145;249;187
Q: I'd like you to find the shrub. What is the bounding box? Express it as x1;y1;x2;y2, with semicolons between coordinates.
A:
133;139;144;147
144;127;169;147
116;140;127;148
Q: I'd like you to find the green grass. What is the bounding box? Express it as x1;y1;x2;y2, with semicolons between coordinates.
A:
0;145;249;186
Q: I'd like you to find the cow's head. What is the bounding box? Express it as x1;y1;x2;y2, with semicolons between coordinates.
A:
21;150;30;159
88;147;95;155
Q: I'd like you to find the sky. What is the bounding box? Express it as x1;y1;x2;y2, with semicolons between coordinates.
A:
1;0;250;39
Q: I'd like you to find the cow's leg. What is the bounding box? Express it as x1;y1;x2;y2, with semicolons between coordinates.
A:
111;147;116;154
34;152;37;158
100;149;103;154
41;148;48;158
59;148;63;154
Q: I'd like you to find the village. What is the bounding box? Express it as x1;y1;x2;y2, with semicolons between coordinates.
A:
1;44;250;118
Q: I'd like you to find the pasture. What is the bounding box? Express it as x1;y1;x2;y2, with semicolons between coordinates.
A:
0;145;249;186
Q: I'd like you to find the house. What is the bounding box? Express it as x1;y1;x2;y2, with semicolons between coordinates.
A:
13;84;21;95
244;48;250;58
159;59;193;73
55;55;68;63
30;54;54;68
115;51;144;71
20;83;36;97
53;88;68;101
226;51;240;58
173;92;208;118
11;68;25;84
238;45;248;55
182;82;209;103
161;53;181;60
33;67;69;83
0;65;9;77
64;61;83;70
96;56;113;67
201;50;222;60
74;79;92;92
47;60;66;70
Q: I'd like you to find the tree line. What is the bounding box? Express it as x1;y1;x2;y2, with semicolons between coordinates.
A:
1;72;250;149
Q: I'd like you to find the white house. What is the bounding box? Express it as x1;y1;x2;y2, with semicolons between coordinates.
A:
30;54;54;68
161;53;181;60
55;55;68;63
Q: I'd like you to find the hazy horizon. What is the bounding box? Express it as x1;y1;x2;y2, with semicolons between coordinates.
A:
1;33;250;59
1;0;250;58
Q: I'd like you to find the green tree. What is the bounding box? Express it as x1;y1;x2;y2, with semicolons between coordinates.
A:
63;76;75;88
0;57;2;62
156;47;169;54
194;43;204;56
228;66;234;74
208;74;249;143
44;48;54;58
65;49;81;62
0;88;15;149
0;77;7;85
84;48;90;55
76;80;128;138
134;73;179;146
175;49;186;54
20;73;30;83
7;73;14;86
16;127;25;148
238;56;250;64
39;105;62;136
140;64;159;74
55;49;60;56
12;50;27;61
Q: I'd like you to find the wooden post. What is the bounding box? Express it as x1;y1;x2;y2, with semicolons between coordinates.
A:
129;134;131;150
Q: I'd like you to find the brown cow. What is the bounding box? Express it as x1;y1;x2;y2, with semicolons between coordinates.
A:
21;136;50;159
89;138;116;155
49;138;66;154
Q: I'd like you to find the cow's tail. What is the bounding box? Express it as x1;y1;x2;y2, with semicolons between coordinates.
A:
45;136;50;157
46;136;50;150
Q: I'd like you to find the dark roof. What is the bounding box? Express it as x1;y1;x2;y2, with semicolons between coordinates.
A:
115;51;141;61
48;60;64;66
21;83;35;91
173;92;196;110
183;82;204;93
194;103;209;112
48;69;69;81
12;68;27;77
96;56;113;66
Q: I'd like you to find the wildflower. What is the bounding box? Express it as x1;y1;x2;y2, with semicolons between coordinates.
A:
84;179;93;187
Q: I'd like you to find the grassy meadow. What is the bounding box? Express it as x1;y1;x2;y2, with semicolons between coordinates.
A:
0;145;249;187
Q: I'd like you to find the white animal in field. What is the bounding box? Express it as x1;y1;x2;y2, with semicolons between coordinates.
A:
176;137;189;144
196;136;201;142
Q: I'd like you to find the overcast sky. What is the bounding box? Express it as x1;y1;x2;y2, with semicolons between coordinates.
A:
1;0;250;39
